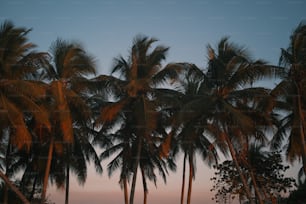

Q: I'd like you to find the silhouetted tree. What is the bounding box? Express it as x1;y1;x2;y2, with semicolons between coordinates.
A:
40;38;97;203
92;35;184;204
271;22;306;175
167;68;218;204
161;37;281;204
211;144;295;204
0;20;51;204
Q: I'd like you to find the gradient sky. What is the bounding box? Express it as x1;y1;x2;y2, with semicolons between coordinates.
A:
1;0;305;203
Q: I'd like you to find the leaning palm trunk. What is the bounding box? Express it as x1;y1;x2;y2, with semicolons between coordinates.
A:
65;164;70;204
180;152;187;204
223;134;254;204
243;140;264;204
41;137;54;203
123;178;129;204
141;167;148;204
186;154;193;204
249;169;264;204
0;171;30;204
3;184;8;204
129;137;142;204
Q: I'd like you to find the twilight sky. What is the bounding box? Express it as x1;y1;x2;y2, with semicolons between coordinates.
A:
1;0;305;203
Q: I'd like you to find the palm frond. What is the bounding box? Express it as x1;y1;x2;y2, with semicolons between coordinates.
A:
74;131;103;174
147;46;169;68
107;151;123;177
100;143;125;161
111;55;130;79
66;88;92;124
90;74;126;98
152;63;189;86
49;38;96;79
1;96;32;150
70;150;87;185
221;101;255;134
96;98;129;125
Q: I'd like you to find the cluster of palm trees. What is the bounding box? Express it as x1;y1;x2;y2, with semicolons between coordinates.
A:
0;19;306;204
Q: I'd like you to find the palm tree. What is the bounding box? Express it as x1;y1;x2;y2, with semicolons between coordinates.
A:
92;35;184;204
204;38;278;203
167;68;218;204
271;22;306;174
99;127;172;204
0;20;51;204
40;38;97;203
160;37;280;204
204;37;281;204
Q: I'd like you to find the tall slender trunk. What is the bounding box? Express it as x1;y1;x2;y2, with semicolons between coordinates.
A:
186;154;193;204
65;163;70;204
224;134;254;204
249;170;264;204
141;167;148;204
0;171;30;204
296;85;306;174
243;138;264;204
123;178;129;204
41;137;54;203
129;138;142;204
260;185;269;202
180;152;187;204
3;184;8;204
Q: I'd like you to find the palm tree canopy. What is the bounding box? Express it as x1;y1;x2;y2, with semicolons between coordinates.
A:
271;22;306;164
0;20;50;150
47;38;96;80
0;20;50;79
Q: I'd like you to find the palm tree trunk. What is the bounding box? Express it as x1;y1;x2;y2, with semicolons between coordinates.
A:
187;154;193;204
65;163;70;204
123;178;129;204
0;171;30;204
224;134;254;204
141;167;148;204
41;137;54;203
129;138;142;204
180;152;187;204
243;139;264;204
3;185;8;204
249;170;264;204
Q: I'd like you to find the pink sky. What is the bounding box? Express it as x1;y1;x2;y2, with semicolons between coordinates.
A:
48;155;223;204
47;155;299;204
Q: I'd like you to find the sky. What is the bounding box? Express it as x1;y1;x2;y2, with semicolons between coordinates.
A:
0;0;305;203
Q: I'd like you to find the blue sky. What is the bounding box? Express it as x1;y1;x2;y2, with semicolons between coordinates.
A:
1;0;305;203
1;0;305;73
